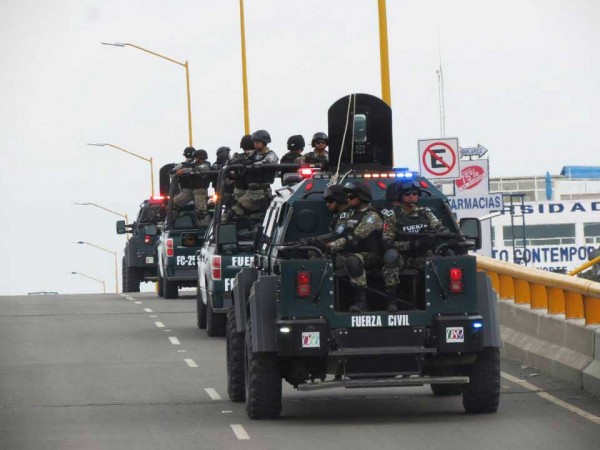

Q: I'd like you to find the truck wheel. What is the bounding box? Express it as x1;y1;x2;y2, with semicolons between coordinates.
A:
431;383;462;396
125;266;141;292
207;300;226;337
226;309;245;402
196;282;206;329
164;279;179;299
245;321;282;419
157;271;164;298
462;347;500;413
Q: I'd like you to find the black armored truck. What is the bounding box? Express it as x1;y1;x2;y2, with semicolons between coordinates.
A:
225;94;501;419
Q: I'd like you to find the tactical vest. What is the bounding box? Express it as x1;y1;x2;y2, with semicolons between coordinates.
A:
281;152;302;163
393;206;429;235
187;162;211;189
330;209;350;235
247;149;278;184
344;206;382;254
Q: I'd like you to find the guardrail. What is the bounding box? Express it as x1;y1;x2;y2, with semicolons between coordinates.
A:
476;255;600;325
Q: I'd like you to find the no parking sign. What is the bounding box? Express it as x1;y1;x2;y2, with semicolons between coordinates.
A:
418;138;460;180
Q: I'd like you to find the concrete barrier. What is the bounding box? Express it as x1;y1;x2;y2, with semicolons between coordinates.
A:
583;329;600;397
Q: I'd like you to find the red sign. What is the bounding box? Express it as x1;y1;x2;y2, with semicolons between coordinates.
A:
455;165;485;191
421;142;457;176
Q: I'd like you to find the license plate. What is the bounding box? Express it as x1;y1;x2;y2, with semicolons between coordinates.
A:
301;332;320;348
446;327;464;343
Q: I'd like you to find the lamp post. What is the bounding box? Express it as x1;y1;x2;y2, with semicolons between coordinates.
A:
101;41;193;146
74;202;130;238
87;143;154;196
76;241;119;293
377;0;391;106
239;0;250;134
71;271;106;294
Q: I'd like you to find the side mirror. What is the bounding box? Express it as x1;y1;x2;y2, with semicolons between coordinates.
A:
216;223;237;245
116;220;126;235
144;224;158;236
459;218;482;250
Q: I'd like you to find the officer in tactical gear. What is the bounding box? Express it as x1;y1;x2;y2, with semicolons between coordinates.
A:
280;135;305;180
327;181;383;312
211;146;232;198
225;135;255;209
304;132;329;165
172;148;212;226
212;146;231;170
381;180;447;311
324;184;350;235
227;129;279;223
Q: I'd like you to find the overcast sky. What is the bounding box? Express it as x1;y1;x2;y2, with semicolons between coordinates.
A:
1;0;598;295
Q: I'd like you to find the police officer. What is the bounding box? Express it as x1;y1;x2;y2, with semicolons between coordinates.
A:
211;146;232;199
280;135;305;181
173;148;212;226
323;184;350;235
304;132;329;165
226;135;255;209
228;129;278;222
212;146;231;170
381;180;447;311
327;181;383;312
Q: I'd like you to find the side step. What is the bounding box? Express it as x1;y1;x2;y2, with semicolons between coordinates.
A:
297;376;469;391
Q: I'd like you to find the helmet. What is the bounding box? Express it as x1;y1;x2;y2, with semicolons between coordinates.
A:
343;180;372;203
216;146;231;157
323;184;346;204
183;147;196;158
311;132;328;147
287;135;305;151
194;149;208;160
240;134;254;150
390;180;422;203
252;129;271;145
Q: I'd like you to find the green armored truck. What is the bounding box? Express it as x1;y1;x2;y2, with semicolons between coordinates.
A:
226;94;501;419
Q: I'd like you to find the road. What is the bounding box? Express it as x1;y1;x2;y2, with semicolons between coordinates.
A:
1;292;599;450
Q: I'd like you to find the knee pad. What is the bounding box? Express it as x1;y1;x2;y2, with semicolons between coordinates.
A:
383;248;400;267
346;255;364;278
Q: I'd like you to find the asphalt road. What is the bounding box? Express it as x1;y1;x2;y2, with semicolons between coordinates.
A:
1;292;600;450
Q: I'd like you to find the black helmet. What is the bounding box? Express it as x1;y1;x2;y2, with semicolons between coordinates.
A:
194;149;208;160
216;146;231;157
390;180;422;203
287;135;305;151
183;146;196;158
323;184;346;204
343;180;372;203
252;129;271;145
240;134;254;150
311;132;328;147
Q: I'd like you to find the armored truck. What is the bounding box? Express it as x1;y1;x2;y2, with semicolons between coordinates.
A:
225;93;501;419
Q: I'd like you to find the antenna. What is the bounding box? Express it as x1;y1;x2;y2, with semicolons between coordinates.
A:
437;30;446;137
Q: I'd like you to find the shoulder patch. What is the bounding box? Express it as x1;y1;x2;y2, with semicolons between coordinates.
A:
381;209;395;218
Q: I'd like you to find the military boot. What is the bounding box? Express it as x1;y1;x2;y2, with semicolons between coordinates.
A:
349;287;368;313
386;287;399;312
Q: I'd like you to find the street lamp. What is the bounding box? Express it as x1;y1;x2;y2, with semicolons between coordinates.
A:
87;143;155;196
101;41;193;146
239;0;250;134
71;271;106;294
73;202;130;238
76;241;119;293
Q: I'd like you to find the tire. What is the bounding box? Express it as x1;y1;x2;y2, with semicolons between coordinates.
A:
431;383;462;396
226;308;246;402
462;347;501;414
164;278;179;299
245;320;282;419
196;281;206;329
207;299;226;337
125;266;141;292
157;269;164;298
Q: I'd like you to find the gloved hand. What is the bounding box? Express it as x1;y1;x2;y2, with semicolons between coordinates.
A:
176;168;188;176
306;237;327;252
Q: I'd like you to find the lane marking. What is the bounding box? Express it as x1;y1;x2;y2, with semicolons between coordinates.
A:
230;424;250;440
168;337;180;345
177;350;187;353
163;329;172;332
134;301;142;304
205;388;222;400
222;410;233;414
154;322;165;328
501;372;600;425
149;315;157;318
185;359;198;368
144;308;153;313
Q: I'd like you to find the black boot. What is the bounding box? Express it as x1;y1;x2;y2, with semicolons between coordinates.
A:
387;287;398;312
349;287;368;313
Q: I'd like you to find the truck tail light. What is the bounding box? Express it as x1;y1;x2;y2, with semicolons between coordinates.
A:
166;238;174;256
299;167;314;178
296;271;311;297
212;255;222;280
144;235;151;244
449;267;463;293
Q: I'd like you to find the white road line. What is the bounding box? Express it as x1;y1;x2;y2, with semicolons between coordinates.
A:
154;322;165;328
222;410;233;414
144;308;153;313
177;350;187;353
168;337;180;345
205;388;222;400
163;329;172;332
149;315;157;318
501;372;600;425
230;424;250;440
134;301;142;304
184;359;198;368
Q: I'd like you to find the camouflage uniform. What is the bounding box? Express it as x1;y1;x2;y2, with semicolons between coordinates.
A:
280;151;303;180
304;150;329;164
230;147;279;221
329;205;383;288
381;205;445;289
173;160;212;226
